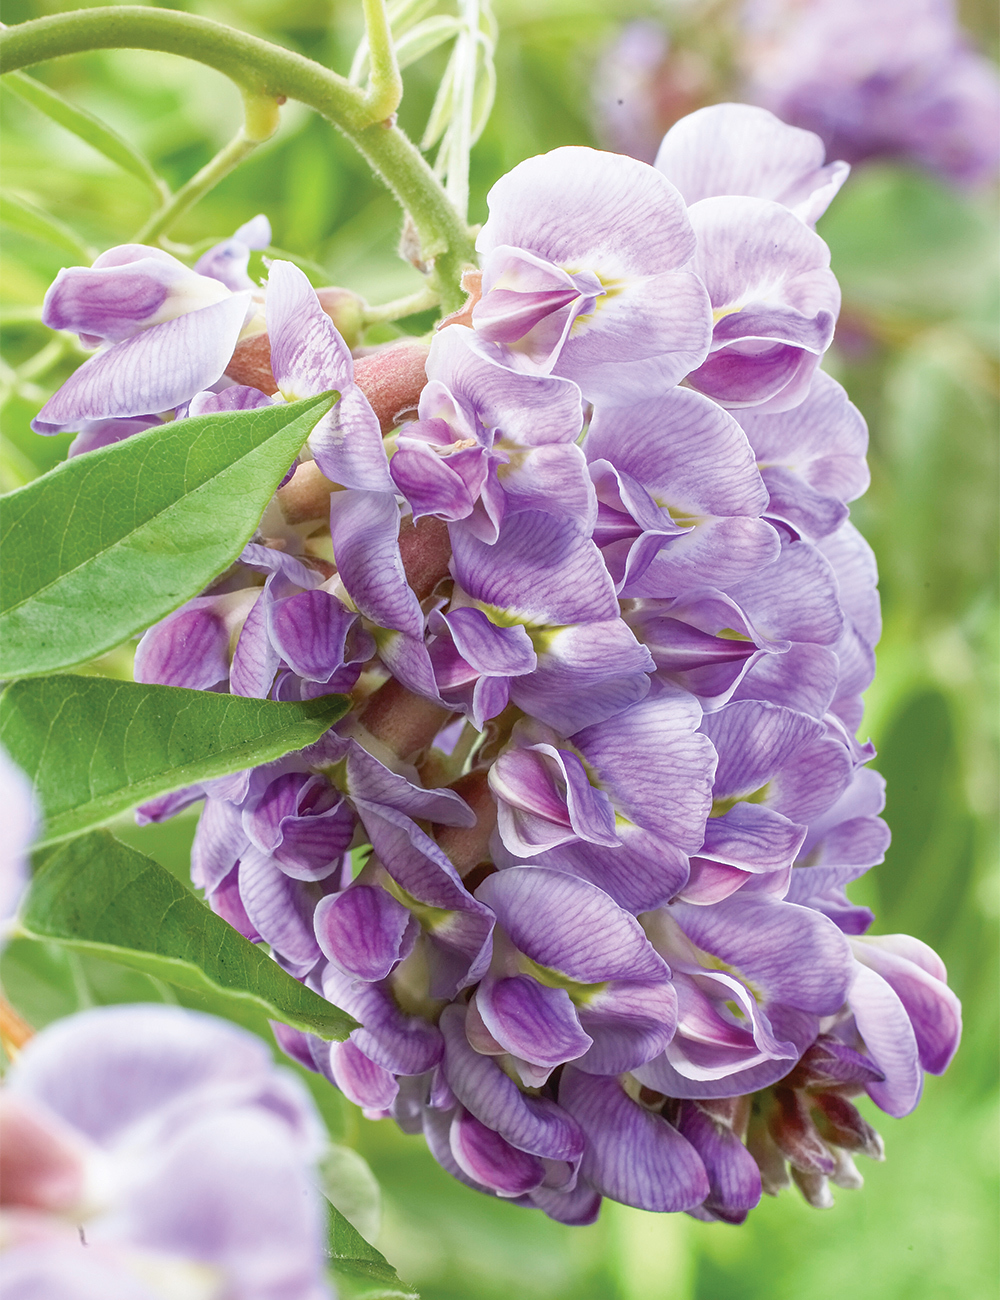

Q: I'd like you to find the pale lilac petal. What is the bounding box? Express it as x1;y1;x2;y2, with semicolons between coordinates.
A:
476;147;697;273
655;103;848;221
559;1069;710;1212
634;1005;818;1100
237;847;322;966
230;593;279;699
265;260;390;492
329;490;424;637
451;510;619;624
688;196;838;319
42;252;230;344
443;606;537;676
33;295;252;431
846;962;922;1117
66;415;160;456
700;801;807;872
426;326;584;446
510;620;654;735
730;642;839;717
440;1006;584;1162
726;539;844;644
329;1039;399;1110
188;385;273;416
477;868;669;983
268;588;356;682
5;1004;273;1144
321;966;443;1077
309;385;393;492
670;895;854;1015
674;1099;762;1224
574;979;678;1075
586;387;769;519
852;937;961;1075
190;798;248;894
133;600;230;690
553;270;713;406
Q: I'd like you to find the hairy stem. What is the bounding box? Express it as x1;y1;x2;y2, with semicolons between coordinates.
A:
359;0;402;122
363;282;440;325
134;124;264;244
0;7;478;309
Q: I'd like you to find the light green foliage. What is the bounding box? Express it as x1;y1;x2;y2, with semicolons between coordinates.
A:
329;1204;419;1299
0;392;336;676
20;829;357;1040
0;675;349;845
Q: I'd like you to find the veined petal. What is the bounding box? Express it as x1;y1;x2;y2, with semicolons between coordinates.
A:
34;295;252;431
559;1069;710;1212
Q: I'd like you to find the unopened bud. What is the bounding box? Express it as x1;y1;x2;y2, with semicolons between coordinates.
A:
315;286;367;350
790;1165;835;1209
354;339;430;432
766;1087;835;1175
809;1092;885;1160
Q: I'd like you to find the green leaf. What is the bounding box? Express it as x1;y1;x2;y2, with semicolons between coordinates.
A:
0;191;95;262
320;1144;382;1244
329;1205;418;1299
2;71;163;195
0;675;349;847
20;830;356;1041
0;392;336;679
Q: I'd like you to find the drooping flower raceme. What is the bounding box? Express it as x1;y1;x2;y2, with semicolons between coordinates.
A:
0;1003;333;1298
34;105;962;1227
741;0;1000;187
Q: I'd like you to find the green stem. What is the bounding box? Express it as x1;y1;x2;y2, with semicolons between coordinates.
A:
363;282;439;325
134;126;262;244
0;7;478;309
359;0;402;123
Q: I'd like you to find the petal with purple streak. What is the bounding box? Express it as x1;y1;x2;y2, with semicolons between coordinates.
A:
315;885;414;982
33;294;252;431
559;1069;710;1212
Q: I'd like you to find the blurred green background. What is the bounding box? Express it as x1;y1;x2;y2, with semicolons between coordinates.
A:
1;2;997;1297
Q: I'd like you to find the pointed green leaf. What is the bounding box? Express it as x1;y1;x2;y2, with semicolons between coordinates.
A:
0;676;350;847
395;16;463;70
329;1205;419;1298
3;71;163;195
0;191;95;262
0;392;336;679
20;830;356;1041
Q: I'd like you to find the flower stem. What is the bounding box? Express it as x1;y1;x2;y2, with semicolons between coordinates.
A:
363;282;440;325
359;0;403;123
134;126;261;243
0;6;478;310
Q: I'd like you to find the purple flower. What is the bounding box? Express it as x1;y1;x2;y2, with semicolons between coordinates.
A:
471;867;677;1082
682;195;840;411
655;102;850;224
489;690;716;912
33;243;259;434
742;0;1000;186
266;260;391;493
194;213;272;291
388;324;588;542
472;146;713;405
1;1003;332;1298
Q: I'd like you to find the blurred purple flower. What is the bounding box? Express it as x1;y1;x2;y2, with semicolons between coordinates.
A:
742;0;1000;186
1;1003;332;1298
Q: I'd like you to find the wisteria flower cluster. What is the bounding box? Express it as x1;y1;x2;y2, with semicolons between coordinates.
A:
33;103;961;1226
